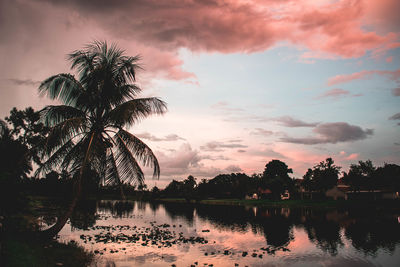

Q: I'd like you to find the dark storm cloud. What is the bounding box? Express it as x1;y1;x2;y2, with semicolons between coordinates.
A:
280;122;373;145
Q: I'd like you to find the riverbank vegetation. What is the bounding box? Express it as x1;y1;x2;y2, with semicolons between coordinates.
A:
1;105;399;208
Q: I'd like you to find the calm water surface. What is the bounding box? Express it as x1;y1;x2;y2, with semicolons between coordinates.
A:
51;200;400;266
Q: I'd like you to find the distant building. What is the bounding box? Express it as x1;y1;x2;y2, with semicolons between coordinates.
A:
245;193;259;200
280;190;290;200
325;186;347;200
258;188;273;199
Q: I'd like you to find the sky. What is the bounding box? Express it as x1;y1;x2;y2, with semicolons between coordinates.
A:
0;0;399;188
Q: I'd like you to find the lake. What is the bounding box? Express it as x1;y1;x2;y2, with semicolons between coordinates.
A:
47;200;400;266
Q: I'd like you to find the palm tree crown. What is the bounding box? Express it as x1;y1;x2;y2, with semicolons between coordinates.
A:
37;41;167;188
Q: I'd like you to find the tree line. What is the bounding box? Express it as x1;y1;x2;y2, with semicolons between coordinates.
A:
1;106;399;203
1;106;400;202
160;158;400;201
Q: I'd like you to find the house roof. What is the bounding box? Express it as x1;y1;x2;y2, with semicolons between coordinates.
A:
258;187;272;194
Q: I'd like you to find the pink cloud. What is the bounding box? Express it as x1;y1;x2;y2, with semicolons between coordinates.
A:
1;0;399;97
327;68;400;86
386;56;393;63
152;143;244;178
364;0;400;32
293;0;397;59
267;143;330;176
336;151;359;169
345;153;359;160
29;0;400;60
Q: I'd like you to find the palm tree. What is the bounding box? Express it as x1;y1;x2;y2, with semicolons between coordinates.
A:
37;41;167;238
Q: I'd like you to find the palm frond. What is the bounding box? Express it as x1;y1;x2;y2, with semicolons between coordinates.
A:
39;74;83;106
103;150;122;186
40;105;86;127
112;55;142;85
114;134;145;186
115;84;142;103
35;139;75;177
60;136;88;171
68;50;95;76
106;97;167;128
43;117;87;156
87;135;108;179
116;129;160;178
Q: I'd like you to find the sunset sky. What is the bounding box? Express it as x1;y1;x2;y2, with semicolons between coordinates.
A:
1;0;399;187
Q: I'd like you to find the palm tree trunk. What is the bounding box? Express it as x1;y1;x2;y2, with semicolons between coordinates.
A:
39;133;95;240
119;184;126;200
39;175;82;239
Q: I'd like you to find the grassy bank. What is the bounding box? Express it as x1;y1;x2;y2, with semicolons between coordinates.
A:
1;195;94;267
26;194;400;210
1;238;93;267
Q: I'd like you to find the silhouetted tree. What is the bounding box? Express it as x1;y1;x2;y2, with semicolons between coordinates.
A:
262;160;294;199
0;119;33;216
182;175;197;201
0;120;32;179
151;186;160;199
343;160;376;192
5;107;49;165
302;168;314;191
375;163;400;192
37;41;167;238
164;179;185;197
0;107;48;180
308;158;341;193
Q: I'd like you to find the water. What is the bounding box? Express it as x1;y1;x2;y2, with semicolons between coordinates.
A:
49;200;400;266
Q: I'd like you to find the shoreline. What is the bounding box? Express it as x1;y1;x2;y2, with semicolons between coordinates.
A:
154;198;400;210
26;194;400;210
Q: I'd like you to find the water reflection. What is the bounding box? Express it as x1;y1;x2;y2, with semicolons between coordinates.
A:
70;200;98;230
344;210;400;256
303;210;344;255
56;201;400;266
163;202;195;226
